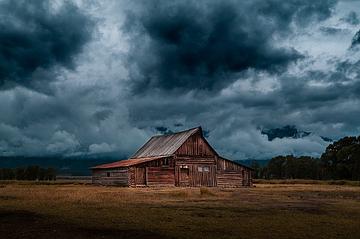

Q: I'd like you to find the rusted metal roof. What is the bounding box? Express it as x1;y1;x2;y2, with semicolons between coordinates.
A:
130;127;201;158
92;155;170;169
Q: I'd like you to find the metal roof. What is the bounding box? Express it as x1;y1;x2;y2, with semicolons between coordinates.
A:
91;156;171;169
130;127;201;158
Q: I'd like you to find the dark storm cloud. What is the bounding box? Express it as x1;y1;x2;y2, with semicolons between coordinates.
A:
351;29;360;47
124;0;336;92
0;0;93;86
341;11;360;25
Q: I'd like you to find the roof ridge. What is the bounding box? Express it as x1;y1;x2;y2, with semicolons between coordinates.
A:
151;126;201;138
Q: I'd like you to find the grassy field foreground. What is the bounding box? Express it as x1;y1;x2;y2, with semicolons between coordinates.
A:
0;183;360;239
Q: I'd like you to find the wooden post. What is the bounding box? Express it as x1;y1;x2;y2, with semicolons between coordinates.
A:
145;167;148;186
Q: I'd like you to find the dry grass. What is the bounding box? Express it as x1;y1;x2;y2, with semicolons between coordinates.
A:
0;182;360;239
254;179;360;186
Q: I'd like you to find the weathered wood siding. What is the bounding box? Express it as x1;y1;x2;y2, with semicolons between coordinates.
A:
129;167;135;187
175;156;217;187
216;158;252;187
147;167;175;186
217;171;243;187
92;168;129;186
128;157;175;187
175;132;216;157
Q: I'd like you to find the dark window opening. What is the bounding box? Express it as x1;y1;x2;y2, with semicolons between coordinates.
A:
107;172;110;177
163;158;169;166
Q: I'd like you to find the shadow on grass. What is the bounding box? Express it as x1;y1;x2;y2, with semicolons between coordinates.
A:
0;209;172;239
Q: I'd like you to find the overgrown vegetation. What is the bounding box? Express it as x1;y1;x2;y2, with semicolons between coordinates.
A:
252;136;360;180
0;166;56;181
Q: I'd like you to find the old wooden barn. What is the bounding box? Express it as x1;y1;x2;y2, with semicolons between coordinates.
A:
92;127;253;187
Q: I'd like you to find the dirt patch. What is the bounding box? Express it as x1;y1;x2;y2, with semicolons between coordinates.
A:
0;210;170;239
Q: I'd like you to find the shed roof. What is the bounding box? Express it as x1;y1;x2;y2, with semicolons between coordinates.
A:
130;126;202;158
92;155;170;169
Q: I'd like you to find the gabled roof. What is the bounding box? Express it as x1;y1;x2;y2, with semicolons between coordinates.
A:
130;127;202;158
92;156;170;169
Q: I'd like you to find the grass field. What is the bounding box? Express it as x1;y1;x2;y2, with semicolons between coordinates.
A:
0;182;360;239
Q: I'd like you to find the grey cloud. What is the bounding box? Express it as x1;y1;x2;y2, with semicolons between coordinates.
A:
1;0;360;161
0;0;94;87
124;0;337;92
341;11;360;25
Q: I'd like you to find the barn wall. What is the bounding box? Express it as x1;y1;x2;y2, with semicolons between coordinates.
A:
92;168;129;186
147;167;175;186
175;157;217;187
175;132;216;157
129;167;135;187
216;158;252;187
128;156;175;187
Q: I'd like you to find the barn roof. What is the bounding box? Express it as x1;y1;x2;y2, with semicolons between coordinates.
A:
92;155;170;169
130;126;202;158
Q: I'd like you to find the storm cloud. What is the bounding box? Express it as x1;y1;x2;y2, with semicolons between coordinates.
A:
0;0;360;161
124;0;336;92
0;0;93;87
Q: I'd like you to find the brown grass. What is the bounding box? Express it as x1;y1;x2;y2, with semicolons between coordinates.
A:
254;179;360;186
0;182;360;239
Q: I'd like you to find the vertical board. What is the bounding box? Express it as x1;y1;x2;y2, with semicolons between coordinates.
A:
147;167;175;186
175;132;216;157
135;167;146;186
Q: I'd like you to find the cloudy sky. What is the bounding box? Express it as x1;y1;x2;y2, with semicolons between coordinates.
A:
0;0;360;160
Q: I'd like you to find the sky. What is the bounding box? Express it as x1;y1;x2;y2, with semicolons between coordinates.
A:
0;0;360;160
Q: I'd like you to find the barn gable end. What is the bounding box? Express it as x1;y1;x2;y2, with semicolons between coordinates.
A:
175;130;217;157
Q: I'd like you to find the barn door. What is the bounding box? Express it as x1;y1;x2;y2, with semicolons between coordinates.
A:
135;167;146;186
179;167;190;187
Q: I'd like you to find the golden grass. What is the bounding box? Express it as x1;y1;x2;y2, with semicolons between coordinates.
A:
0;182;360;239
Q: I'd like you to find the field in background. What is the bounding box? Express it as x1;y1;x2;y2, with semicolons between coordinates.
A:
0;183;360;239
254;179;360;186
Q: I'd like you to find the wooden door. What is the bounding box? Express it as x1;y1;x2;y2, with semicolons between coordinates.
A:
179;168;190;186
135;167;146;186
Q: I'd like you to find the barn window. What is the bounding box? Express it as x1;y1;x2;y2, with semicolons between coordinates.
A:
203;166;210;172
198;166;203;172
106;172;110;177
163;158;169;166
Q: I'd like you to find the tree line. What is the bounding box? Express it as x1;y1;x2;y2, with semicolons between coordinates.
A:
0;165;56;181
252;136;360;180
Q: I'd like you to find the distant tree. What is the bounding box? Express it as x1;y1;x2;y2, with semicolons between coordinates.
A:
0;166;56;181
45;168;56;180
25;165;40;180
0;168;15;180
267;156;286;179
321;136;360;180
250;161;261;179
15;168;26;180
38;168;47;180
265;155;321;180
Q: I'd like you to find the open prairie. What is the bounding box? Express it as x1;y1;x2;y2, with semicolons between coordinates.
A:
0;182;360;239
